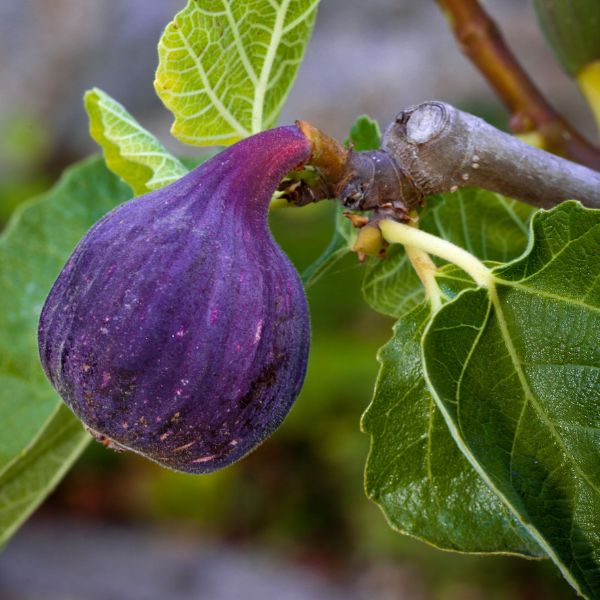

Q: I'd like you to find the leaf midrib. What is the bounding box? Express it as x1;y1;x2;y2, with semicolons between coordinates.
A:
252;0;292;133
488;283;600;499
0;412;89;547
488;284;599;594
0;399;61;481
425;290;583;596
174;22;249;137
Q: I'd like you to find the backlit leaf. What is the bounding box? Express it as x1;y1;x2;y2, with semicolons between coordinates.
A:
85;88;188;195
155;0;319;146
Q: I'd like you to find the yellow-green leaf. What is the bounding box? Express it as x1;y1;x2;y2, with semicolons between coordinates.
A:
155;0;319;146
85;88;188;195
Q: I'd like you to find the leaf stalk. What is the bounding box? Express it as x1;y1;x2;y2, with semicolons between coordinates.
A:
378;219;492;288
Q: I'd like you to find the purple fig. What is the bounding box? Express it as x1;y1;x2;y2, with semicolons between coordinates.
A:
38;126;312;473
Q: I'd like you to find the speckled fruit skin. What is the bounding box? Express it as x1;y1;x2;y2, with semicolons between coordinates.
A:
38;126;311;473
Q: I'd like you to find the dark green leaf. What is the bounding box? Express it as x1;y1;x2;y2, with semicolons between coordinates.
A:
362;303;543;555
423;201;600;597
0;156;132;545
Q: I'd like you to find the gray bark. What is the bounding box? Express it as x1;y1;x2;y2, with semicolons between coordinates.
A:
382;101;600;210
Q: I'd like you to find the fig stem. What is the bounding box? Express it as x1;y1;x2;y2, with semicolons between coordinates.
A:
296;120;348;184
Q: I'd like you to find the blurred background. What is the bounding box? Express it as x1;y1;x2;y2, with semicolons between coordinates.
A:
0;1;592;598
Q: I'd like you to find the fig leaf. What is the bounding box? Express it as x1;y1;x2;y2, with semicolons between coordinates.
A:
362;303;543;556
0;157;131;546
155;0;319;146
363;189;535;318
424;201;600;597
85;88;188;195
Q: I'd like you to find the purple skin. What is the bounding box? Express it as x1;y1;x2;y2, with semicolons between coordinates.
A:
38;126;312;473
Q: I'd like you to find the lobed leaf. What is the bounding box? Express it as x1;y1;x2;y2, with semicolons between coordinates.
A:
85;88;188;196
155;0;319;146
423;202;600;597
0;157;132;546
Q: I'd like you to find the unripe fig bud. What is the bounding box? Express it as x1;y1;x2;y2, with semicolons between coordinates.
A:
38;126;312;473
353;223;386;258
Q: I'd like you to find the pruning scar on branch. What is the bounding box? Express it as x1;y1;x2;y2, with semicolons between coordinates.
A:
382;101;600;211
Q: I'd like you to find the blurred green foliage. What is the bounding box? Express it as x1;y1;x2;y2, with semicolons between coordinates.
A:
0;114;52;226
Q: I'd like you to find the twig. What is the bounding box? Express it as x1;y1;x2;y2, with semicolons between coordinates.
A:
289;104;600;216
381;102;600;211
435;0;600;170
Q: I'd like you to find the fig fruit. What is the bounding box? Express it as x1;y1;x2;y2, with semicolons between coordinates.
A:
38;126;312;473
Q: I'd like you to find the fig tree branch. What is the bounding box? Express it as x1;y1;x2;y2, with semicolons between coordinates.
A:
381;102;600;212
296;102;600;217
434;0;600;170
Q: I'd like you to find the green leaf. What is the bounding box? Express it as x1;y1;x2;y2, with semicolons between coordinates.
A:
363;188;535;318
423;202;600;597
155;0;319;146
85;88;188;195
302;115;381;287
0;405;89;547
362;303;543;555
425;189;534;261
362;246;423;318
345;115;382;151
0;156;132;545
